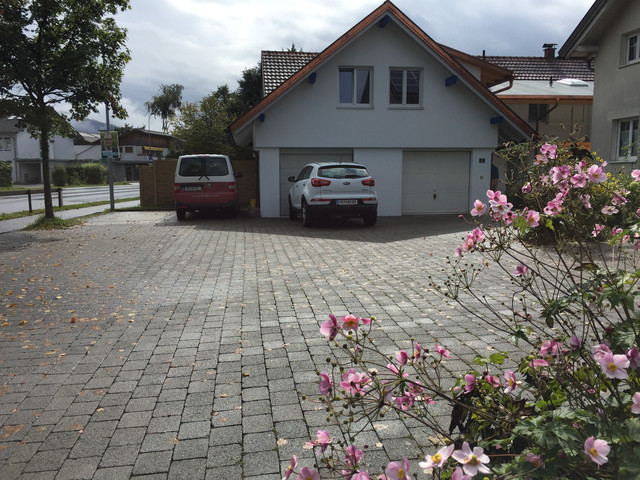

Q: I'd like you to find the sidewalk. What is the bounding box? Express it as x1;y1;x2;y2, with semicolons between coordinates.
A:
0;200;141;234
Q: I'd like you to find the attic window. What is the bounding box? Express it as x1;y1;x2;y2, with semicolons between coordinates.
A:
339;67;371;105
556;78;589;86
625;32;639;65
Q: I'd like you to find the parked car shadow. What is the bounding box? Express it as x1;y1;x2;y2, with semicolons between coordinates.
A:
162;212;473;243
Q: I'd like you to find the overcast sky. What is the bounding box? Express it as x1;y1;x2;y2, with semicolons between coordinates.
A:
88;0;595;131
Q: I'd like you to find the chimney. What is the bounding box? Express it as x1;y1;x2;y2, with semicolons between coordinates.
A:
543;43;557;59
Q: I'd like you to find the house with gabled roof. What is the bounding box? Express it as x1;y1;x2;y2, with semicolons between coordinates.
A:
483;44;594;143
229;1;535;218
559;0;640;167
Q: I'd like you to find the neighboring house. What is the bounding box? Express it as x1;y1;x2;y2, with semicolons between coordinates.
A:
229;1;535;218
115;129;176;181
559;0;640;168
0;117;74;184
484;44;594;143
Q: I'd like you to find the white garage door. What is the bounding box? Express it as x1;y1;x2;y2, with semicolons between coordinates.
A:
279;152;352;216
402;151;470;214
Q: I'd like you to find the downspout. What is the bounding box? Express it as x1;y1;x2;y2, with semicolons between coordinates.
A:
492;78;514;94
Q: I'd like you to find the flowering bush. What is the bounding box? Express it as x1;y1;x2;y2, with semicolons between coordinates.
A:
285;142;640;479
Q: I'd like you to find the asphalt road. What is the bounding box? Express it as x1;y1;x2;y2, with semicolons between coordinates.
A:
0;183;140;214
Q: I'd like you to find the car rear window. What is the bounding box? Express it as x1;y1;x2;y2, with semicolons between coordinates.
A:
318;166;369;179
179;157;229;177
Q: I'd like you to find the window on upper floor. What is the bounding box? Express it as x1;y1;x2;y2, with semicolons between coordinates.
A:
528;104;549;124
389;69;421;106
339;67;372;105
617;117;639;161
624;31;639;65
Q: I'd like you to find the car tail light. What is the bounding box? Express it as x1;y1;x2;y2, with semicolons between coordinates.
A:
311;178;331;187
361;178;375;187
228;183;236;191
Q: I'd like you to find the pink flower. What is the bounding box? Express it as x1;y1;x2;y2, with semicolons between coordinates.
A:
584;436;610;465
504;370;517;394
530;358;549;368
586;164;607;183
283;455;298;480
513;264;529;277
485;375;501;388
340;368;369;395
360;317;372;326
524;209;540;227
591;343;612;361
464;374;476;393
580;194;591;209
550;165;571;184
601;205;619;215
451;467;472;480
341;314;360;331
350;471;370;480
319;372;333;397
413;342;423;360
596;351;630;379
540;143;557;159
345;445;364;467
434;344;451;358
526;452;544;468
419;444;454;469
569;335;583;350
627;347;640;369
384;458;411;480
452;442;491;476
632;392;640;414
320;314;340;340
521;182;532;193
396;350;409;366
632;169;640;181
592;224;605;237
540;340;562;357
296;466;320;480
489;192;513;215
470;200;487;216
570;172;588;188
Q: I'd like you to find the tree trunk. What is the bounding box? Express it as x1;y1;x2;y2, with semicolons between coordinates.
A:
39;122;54;218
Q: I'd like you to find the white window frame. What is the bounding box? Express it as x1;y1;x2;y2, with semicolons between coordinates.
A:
623;31;640;66
389;68;422;107
616;117;639;161
338;67;373;106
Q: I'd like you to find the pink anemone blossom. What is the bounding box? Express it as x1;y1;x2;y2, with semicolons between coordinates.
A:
452;442;491;476
419;444;454;469
504;370;517;394
540;143;557;159
632;392;640;414
384;458;411;480
283;455;298;480
320;314;340;340
451;467;472;480
296;466;320;480
464;374;476;392
305;430;334;453
595;351;630;379
633;169;640;181
434;344;451;358
319;372;333;397
584;436;610;465
470;200;487;216
340;368;370;395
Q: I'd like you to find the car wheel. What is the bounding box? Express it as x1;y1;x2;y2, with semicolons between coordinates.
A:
176;209;186;221
363;210;377;226
302;199;314;227
288;196;297;220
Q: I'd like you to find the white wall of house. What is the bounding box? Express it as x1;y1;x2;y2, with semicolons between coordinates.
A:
253;20;501;217
590;1;640;166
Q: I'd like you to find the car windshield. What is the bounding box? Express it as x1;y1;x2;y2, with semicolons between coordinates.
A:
318;165;369;179
179;157;229;177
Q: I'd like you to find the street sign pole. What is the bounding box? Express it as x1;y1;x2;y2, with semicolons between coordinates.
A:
104;105;115;212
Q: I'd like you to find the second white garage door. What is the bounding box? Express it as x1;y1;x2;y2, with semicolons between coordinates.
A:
402;151;470;214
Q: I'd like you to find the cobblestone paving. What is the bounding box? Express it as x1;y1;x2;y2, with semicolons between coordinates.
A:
0;212;520;479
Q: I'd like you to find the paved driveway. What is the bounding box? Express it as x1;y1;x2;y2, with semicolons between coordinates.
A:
0;212;517;479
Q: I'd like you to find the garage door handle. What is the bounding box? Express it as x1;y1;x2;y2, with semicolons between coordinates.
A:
433;191;437;200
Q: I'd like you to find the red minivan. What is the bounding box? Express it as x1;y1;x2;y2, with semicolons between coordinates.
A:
174;154;240;220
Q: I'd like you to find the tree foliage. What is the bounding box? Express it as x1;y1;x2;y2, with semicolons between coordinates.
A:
0;0;131;217
145;83;183;133
172;65;261;157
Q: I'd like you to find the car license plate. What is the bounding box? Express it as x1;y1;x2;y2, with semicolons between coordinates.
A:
336;199;357;206
183;186;201;191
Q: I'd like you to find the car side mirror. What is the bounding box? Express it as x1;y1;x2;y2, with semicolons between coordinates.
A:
288;176;296;182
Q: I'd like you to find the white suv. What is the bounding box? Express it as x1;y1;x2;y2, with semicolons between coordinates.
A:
288;162;378;227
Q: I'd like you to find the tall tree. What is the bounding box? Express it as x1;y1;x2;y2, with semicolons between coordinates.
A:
0;0;131;218
172;86;236;156
145;83;183;133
